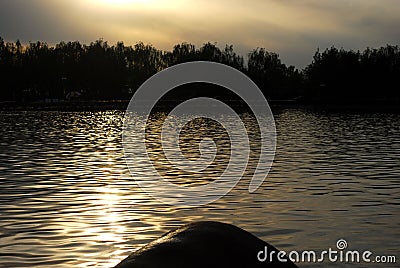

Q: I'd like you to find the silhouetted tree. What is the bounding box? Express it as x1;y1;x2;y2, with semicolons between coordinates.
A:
54;41;84;99
198;42;222;62
248;48;300;99
0;36;398;104
129;42;163;91
359;45;400;99
164;43;198;66
221;45;245;71
304;45;400;103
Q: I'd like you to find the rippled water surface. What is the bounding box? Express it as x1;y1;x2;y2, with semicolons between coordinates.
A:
0;110;399;267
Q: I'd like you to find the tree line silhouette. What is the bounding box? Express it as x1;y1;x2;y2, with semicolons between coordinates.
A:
0;36;399;104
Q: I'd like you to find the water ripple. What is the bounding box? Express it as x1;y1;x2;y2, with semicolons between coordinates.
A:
0;110;399;267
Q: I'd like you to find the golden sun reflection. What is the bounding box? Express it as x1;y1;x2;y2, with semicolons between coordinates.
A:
80;186;128;267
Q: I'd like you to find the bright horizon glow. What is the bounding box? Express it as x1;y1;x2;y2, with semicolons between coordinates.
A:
103;0;146;4
100;0;157;6
89;0;180;10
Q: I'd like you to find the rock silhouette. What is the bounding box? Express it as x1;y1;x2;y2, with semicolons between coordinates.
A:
114;221;299;268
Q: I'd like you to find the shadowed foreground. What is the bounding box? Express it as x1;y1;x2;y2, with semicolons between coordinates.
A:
114;221;299;268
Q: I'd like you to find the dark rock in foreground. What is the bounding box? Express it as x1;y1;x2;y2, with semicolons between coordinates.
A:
114;221;299;268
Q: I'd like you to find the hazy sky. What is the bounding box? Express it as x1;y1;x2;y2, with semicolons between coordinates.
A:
1;0;399;67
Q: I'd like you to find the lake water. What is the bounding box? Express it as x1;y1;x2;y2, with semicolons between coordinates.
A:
0;109;399;267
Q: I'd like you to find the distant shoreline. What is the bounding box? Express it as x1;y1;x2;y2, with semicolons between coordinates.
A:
1;99;399;112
